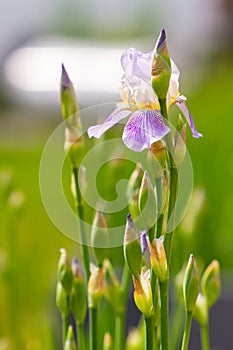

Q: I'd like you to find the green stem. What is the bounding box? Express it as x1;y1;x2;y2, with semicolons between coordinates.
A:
200;323;210;350
145;316;154;350
73;166;90;282
77;323;86;350
89;307;98;350
121;263;131;302
170;302;185;350
181;311;193;350
151;271;159;350
160;280;169;350
114;312;125;350
62;314;69;346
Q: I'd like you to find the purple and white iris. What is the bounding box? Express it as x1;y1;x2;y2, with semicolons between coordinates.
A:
88;29;202;152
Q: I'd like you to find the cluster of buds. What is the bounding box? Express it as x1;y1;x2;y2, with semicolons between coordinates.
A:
56;249;86;344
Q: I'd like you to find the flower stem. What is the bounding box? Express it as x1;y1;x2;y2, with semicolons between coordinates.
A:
62;313;69;345
170;301;185;350
145;316;154;350
200;323;210;350
115;312;125;350
89;307;98;350
159;280;169;350
73;166;90;283
181;311;193;350
77;323;86;350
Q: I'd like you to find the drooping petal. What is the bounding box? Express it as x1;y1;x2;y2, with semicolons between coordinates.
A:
122;110;170;152
87;107;132;139
176;96;203;138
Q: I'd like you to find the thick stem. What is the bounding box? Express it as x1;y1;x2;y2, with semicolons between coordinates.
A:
159;280;169;350
73;166;90;282
151;271;159;350
170;301;185;350
89;307;98;350
77;323;86;350
114;312;125;350
145;316;154;350
200;323;210;350
181;311;193;350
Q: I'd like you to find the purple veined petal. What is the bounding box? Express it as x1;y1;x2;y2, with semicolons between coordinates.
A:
87;107;132;139
176;96;203;138
122;109;170;152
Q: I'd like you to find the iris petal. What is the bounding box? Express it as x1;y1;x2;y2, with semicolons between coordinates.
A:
87;107;132;139
176;96;203;138
122;110;170;152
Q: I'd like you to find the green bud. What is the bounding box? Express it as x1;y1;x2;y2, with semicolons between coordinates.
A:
88;263;104;308
139;171;157;230
128;189;140;220
91;211;109;266
133;269;153;317
124;214;142;277
60;64;79;122
148;141;167;177
56;282;69;315
127;163;143;198
193;293;208;326
64;126;84;168
104;260;123;313
64;325;76;350
149;236;168;282
103;332;113;350
151;28;171;100
57;249;73;295
201;260;221;308
183;254;199;312
70;258;87;324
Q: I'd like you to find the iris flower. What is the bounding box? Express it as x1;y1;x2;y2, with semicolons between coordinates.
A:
88;28;202;152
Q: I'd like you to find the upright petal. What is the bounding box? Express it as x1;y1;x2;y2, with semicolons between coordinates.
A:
122;110;170;152
87;107;132;139
121;47;153;82
176;96;203;138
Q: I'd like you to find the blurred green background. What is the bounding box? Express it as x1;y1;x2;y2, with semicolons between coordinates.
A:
1;0;233;349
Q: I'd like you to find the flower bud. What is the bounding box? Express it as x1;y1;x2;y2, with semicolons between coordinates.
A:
64;325;76;350
127;163;143;198
133;269;153;317
70;258;87;324
60;64;84;167
91;211;109;266
149;236;168;282
183;254;199;312
128;189;140;220
103;332;113;350
151;28;171;100
57;249;73;295
149;141;167;177
88;263;104;308
138;171;157;231
104;260;123;313
193;293;208;326
201;260;221;308
56;282;69;315
124;214;142;277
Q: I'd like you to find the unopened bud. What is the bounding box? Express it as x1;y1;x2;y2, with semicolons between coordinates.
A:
91;211;109;266
70;258;87;324
60;64;79;122
64;325;76;350
139;171;157;230
193;293;208;326
128;188;140;220
151;28;171;100
57;249;73;295
104;260;123;313
127;163;143;198
183;254;199;312
149;236;168;282
103;332;113;350
88;263;104;308
133;269;153;317
56;282;69;315
149;141;167;177
201;260;221;308
124;214;142;277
